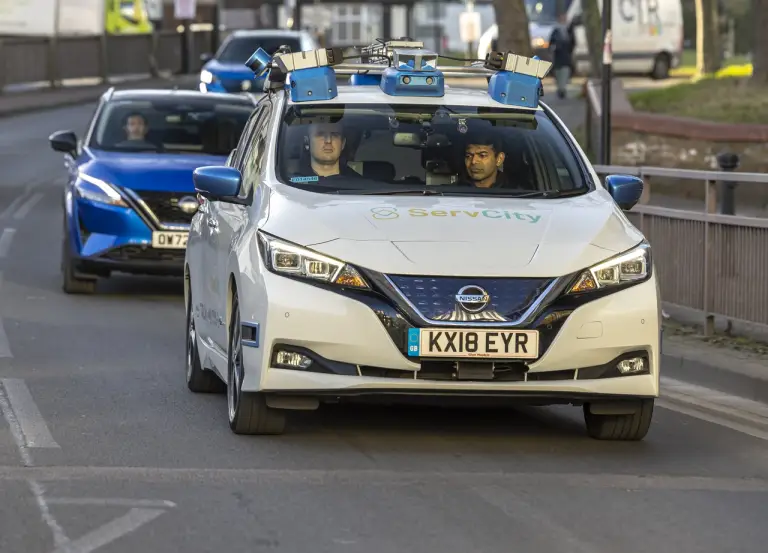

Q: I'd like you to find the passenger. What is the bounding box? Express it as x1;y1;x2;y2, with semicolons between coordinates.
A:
462;134;508;188
116;112;155;149
303;122;360;178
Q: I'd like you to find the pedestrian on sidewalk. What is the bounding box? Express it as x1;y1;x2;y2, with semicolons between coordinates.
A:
548;13;575;99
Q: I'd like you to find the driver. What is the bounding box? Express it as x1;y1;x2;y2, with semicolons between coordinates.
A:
116;112;155;149
462;133;508;188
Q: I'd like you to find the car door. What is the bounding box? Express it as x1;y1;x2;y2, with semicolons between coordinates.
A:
211;102;272;350
205;105;265;352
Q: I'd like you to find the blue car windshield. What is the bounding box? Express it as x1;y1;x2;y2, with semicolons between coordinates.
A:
89;98;253;155
274;103;588;197
216;36;302;64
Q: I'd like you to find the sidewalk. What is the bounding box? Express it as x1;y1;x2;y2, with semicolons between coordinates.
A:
0;74;197;119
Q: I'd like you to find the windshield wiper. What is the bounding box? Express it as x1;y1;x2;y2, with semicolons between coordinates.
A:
489;189;588;199
335;187;444;196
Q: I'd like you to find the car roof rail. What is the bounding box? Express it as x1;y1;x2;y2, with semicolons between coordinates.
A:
241;37;553;109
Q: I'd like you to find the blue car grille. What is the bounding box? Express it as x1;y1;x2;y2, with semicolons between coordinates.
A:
386;275;555;322
134;191;195;225
220;77;262;92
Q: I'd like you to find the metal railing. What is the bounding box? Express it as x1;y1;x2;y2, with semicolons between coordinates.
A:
594;164;768;336
0;30;217;91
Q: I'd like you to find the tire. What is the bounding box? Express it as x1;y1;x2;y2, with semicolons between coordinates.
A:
185;287;226;394
61;223;96;295
583;399;654;441
650;53;670;80
227;292;286;435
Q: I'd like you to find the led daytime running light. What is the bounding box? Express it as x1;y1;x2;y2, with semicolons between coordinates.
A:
568;243;650;294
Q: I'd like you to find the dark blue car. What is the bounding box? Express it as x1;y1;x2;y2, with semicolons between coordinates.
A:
199;29;317;94
49;88;257;294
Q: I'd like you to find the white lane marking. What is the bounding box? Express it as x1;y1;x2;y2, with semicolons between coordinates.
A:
0;318;10;359
0;382;69;546
49;508;166;553
46;498;177;508
658;399;768;442
30;480;70;548
0;228;16;258
659;376;768;441
14;192;44;219
0;195;27;219
0;378;60;448
0;272;10;358
0;380;33;465
662;376;768;424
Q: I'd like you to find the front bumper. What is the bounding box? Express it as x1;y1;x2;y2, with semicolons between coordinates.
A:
67;191;191;276
239;269;661;401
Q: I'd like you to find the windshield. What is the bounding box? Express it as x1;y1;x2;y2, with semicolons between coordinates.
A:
89;97;253;155
274;102;588;197
525;0;573;24
216;35;302;64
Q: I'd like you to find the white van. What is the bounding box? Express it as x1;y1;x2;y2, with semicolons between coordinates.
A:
477;0;684;79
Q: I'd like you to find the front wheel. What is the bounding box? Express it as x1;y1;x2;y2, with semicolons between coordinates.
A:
61;225;96;295
583;399;654;441
227;292;286;435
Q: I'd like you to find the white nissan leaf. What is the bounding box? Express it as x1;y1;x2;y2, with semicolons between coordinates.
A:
184;44;660;439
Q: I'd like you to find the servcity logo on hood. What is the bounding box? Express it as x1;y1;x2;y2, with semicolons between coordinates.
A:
369;207;542;223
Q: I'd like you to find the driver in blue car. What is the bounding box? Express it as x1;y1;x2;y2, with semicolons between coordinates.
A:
463;134;508;188
116;112;156;149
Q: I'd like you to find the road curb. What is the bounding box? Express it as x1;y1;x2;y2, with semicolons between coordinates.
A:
0;75;197;119
661;346;768;404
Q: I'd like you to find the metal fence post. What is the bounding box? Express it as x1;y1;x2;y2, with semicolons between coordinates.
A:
716;152;740;215
703;178;718;336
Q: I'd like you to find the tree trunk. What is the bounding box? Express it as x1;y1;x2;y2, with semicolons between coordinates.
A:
752;0;768;85
580;0;604;78
695;0;722;75
492;0;532;57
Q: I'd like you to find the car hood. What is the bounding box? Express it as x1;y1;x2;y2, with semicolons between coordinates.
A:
81;149;227;192
262;188;645;277
204;59;262;81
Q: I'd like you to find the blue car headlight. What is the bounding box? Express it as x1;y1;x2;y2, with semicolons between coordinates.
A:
75;173;128;207
200;69;215;84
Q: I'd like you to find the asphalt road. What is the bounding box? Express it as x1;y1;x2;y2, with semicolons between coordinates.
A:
1;103;768;553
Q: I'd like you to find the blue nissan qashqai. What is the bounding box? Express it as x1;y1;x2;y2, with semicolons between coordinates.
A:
49;88;256;294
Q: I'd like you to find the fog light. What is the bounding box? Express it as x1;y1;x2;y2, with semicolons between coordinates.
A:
617;357;645;375
276;351;312;369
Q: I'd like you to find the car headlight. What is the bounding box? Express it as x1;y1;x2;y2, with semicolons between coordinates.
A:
258;232;370;290
200;70;215;84
75;173;128;207
567;242;651;294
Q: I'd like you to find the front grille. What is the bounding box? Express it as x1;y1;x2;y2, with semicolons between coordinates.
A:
103;245;186;263
134;191;196;225
387;276;554;322
220;78;260;92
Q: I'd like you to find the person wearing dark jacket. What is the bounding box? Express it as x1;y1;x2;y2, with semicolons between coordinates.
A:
548;14;576;99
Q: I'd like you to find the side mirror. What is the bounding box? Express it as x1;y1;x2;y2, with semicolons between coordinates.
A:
193;166;247;204
49;130;78;156
605;175;644;210
200;53;213;63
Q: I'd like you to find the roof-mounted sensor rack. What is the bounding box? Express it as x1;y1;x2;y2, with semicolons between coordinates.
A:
244;39;553;109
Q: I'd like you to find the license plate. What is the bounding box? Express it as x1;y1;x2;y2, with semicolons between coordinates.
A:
408;328;539;359
151;231;188;249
